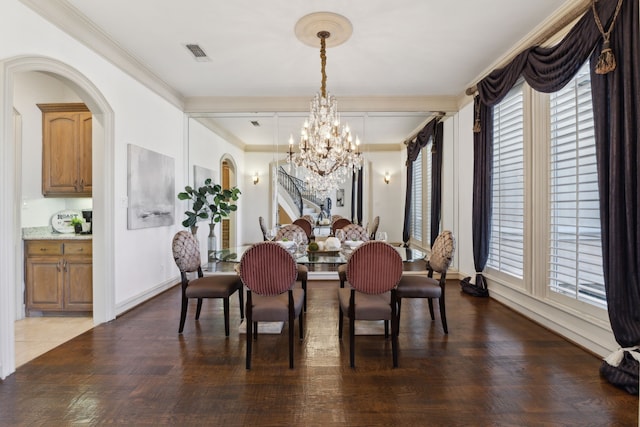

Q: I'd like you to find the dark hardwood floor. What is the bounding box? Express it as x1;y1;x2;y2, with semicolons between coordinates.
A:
1;279;637;426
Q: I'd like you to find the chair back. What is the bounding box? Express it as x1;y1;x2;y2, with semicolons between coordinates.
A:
258;216;268;241
368;216;380;239
239;242;298;296
172;231;201;273
301;214;315;225
346;241;402;295
429;230;456;273
292;218;313;240
331;218;352;234
331;215;343;225
276;224;309;244
341;224;370;242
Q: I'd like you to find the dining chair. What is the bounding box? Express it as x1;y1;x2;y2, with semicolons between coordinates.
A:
239;242;305;369
368;216;380;240
301;214;315;226
331;218;351;234
338;241;403;368
258;216;268;241
396;230;456;334
292;218;313;241
275;224;309;311
330;214;343;225
172;231;244;335
338;224;371;289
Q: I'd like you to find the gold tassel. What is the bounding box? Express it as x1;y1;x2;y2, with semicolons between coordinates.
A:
595;40;616;74
473;119;481;133
473;96;481;133
592;0;624;75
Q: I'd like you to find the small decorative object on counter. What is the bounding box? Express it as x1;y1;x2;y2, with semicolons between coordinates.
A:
70;217;83;234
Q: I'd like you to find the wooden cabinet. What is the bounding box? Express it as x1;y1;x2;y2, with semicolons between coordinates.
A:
37;103;92;197
25;240;93;314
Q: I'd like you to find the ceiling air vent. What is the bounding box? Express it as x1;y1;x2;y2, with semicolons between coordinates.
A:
185;44;210;62
250;121;260;127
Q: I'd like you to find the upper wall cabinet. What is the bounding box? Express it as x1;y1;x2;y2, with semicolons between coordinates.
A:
37;103;92;197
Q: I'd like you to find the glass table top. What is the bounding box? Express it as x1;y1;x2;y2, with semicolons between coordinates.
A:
213;243;426;265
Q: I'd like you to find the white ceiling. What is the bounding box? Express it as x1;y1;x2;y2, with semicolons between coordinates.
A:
27;0;581;148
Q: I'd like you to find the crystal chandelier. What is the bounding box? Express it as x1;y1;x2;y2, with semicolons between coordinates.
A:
287;30;363;198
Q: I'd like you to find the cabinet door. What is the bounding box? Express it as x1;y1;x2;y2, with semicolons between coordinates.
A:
42;112;80;195
25;257;64;312
78;112;92;196
63;256;93;311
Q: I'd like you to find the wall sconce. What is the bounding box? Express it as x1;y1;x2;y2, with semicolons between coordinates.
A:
384;171;391;184
252;172;259;185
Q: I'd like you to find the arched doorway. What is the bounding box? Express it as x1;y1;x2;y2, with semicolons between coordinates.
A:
0;56;115;379
220;155;237;249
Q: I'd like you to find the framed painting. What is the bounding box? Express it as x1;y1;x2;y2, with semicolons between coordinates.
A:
127;144;175;229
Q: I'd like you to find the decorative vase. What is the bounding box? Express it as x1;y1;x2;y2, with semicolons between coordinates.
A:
207;223;217;267
190;225;198;236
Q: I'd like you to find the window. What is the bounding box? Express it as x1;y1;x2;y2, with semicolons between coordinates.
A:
488;83;525;278
548;63;605;308
410;149;423;243
409;141;433;248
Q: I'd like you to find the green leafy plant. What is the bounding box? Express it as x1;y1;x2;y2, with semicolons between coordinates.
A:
177;178;241;228
203;179;241;225
70;217;83;226
177;184;209;228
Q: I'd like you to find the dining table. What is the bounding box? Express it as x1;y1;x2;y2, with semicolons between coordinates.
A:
205;242;427;274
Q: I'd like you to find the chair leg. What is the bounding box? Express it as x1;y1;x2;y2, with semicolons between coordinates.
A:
349;315;356;368
178;294;189;333
391;306;399;368
195;298;203;320
253;322;258;339
238;287;245;320
223;297;230;337
288;291;295;369
384;320;389;339
302;278;307;312
438;296;448;334
338;307;344;339
428;298;435;320
299;310;304;341
246;295;252;370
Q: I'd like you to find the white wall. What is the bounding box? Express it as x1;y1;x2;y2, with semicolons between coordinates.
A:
1;0;187;316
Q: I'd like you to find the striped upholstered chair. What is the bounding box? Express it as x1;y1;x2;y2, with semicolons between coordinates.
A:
396;230;456;334
239;242;305;369
172;231;244;335
337;241;403;368
276;224;309;311
337;224;370;289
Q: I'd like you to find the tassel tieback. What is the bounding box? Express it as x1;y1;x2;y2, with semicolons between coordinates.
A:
592;0;624;75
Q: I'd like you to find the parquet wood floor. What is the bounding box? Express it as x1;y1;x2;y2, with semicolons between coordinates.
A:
0;280;637;426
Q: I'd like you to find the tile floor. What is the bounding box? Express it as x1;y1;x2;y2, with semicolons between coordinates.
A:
14;316;94;368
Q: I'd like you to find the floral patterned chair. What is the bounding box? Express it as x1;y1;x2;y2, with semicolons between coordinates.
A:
396;230;456;334
172;231;244;335
275;224;309;311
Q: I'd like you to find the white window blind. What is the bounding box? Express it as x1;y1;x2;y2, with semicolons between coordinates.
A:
548;63;605;308
410;149;423;243
488;84;524;278
425;142;433;247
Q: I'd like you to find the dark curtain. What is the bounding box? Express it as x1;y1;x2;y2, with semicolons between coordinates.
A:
467;0;639;392
430;121;444;247
591;0;640;394
350;170;356;222
402;119;438;245
357;168;363;225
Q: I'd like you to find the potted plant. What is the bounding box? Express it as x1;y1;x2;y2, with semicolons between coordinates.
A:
177;184;209;234
203;179;241;262
70;217;84;234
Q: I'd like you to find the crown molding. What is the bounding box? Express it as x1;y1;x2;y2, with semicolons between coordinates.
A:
20;0;185;110
244;142;401;153
184;95;459;114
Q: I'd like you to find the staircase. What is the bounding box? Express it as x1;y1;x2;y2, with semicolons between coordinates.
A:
276;166;330;221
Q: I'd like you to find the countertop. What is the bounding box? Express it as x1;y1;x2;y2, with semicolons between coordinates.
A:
22;226;92;241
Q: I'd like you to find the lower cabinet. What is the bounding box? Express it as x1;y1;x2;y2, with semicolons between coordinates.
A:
25;240;92;314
